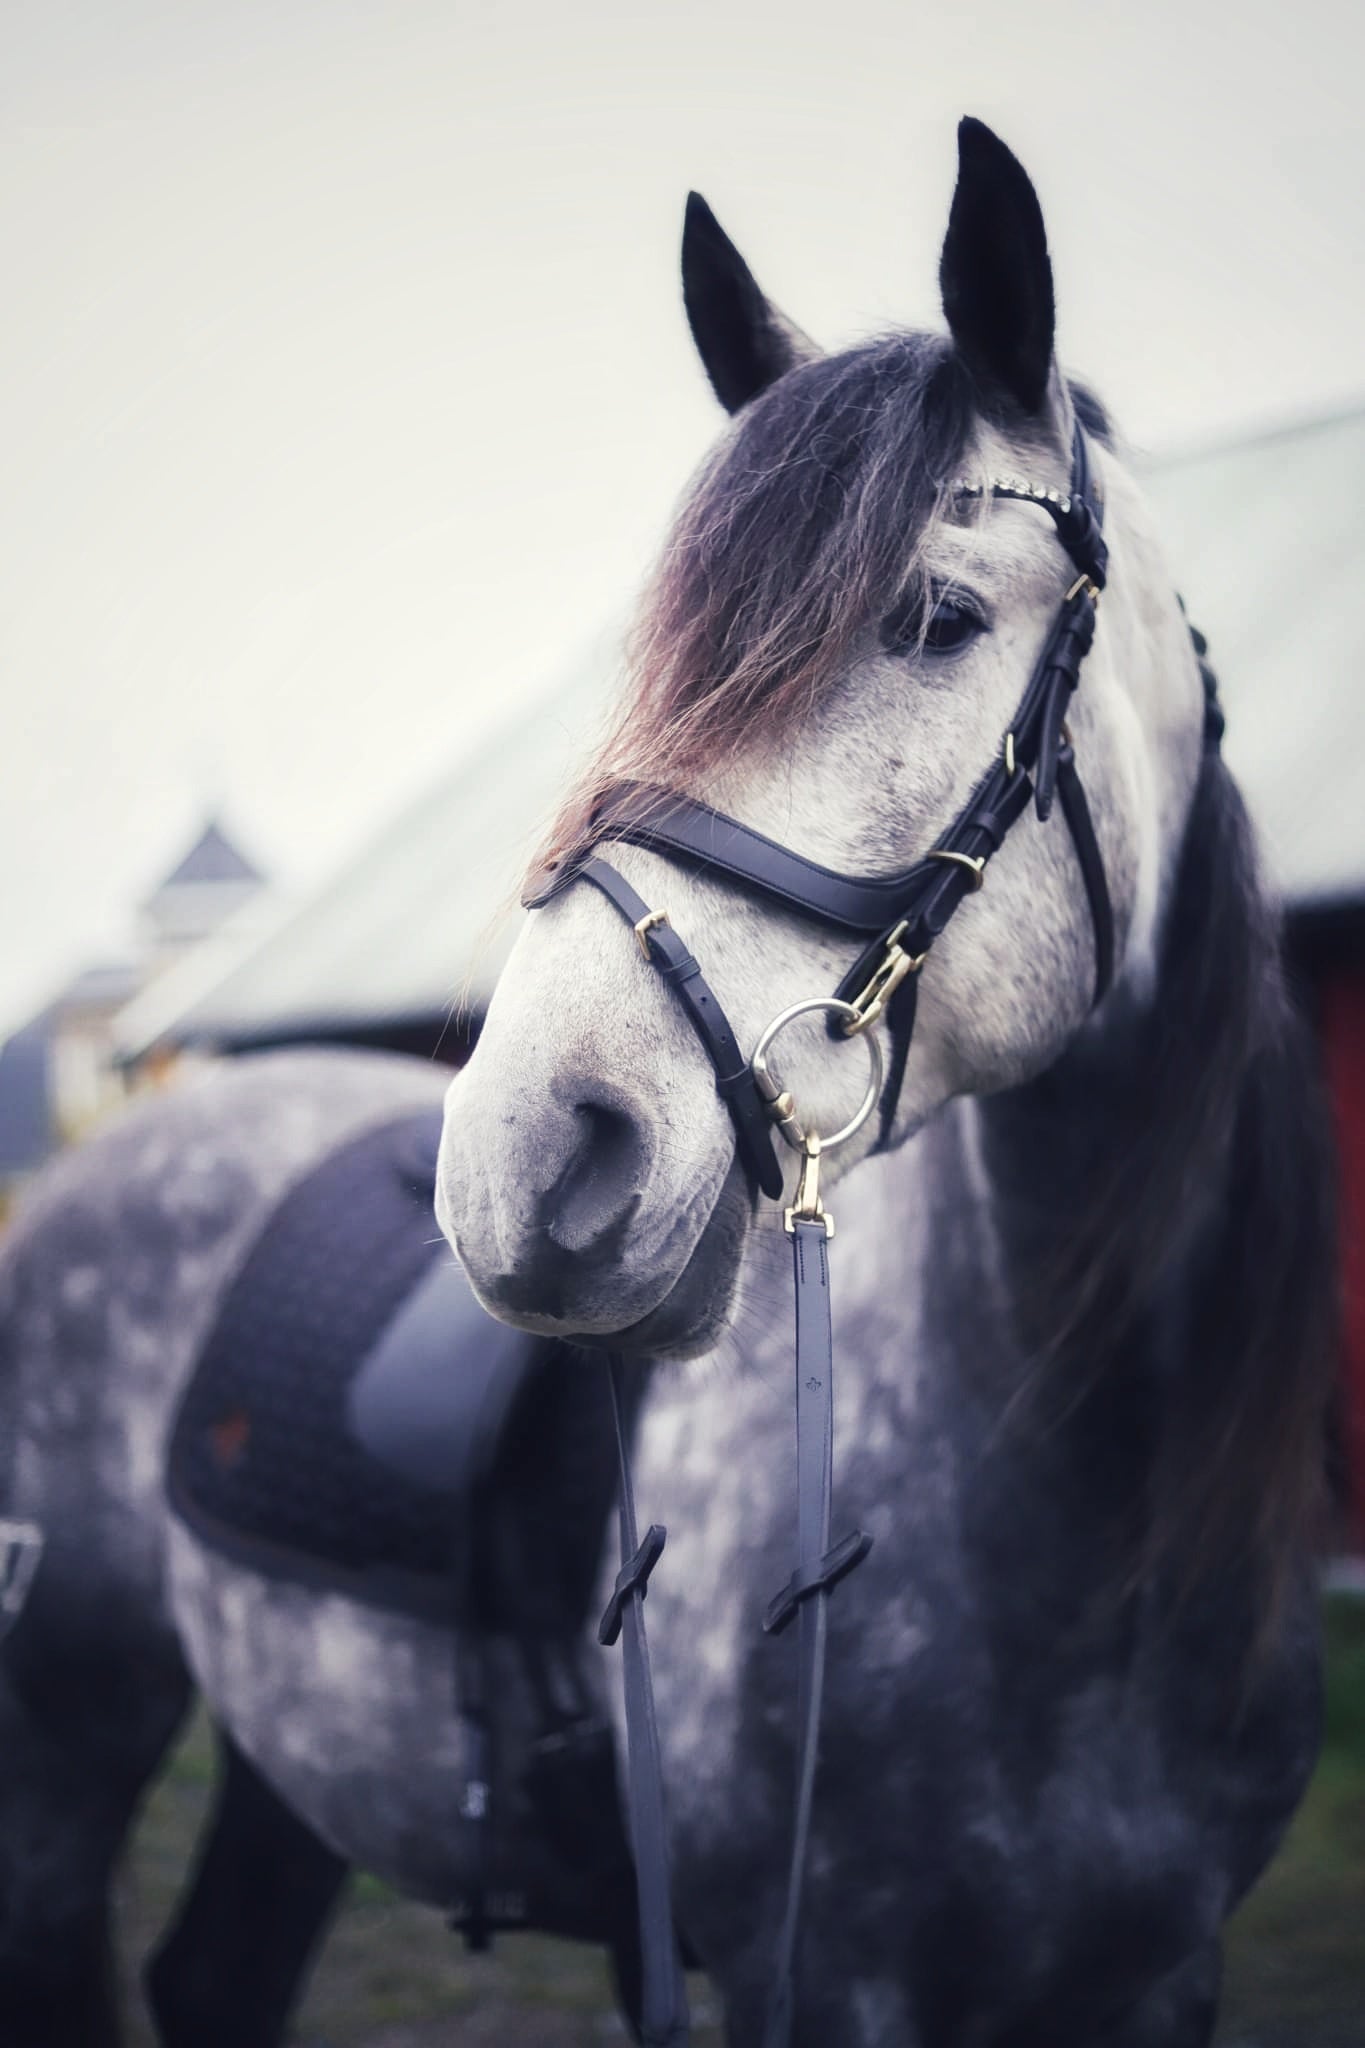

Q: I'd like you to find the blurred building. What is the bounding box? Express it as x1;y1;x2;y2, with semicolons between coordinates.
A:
0;819;268;1208
112;640;616;1067
140;817;266;961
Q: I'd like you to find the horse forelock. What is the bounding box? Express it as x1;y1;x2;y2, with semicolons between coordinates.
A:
539;333;970;864
538;337;1116;873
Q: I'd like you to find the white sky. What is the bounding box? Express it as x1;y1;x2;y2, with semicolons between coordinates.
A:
3;0;1362;1035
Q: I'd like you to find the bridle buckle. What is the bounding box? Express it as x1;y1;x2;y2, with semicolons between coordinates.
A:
784;1133;834;1239
924;849;986;892
633;908;670;961
842;924;925;1036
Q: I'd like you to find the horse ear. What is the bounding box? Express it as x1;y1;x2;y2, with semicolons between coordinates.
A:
682;192;818;414
939;117;1056;415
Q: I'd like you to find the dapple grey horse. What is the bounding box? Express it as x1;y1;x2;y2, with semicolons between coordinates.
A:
0;119;1334;2047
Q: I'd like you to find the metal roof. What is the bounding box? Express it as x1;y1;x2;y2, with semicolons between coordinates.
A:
1143;405;1365;912
114;407;1365;1059
146;818;265;896
114;639;619;1057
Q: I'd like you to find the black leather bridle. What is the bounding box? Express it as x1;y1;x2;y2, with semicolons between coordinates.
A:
522;424;1117;2047
528;423;1114;1178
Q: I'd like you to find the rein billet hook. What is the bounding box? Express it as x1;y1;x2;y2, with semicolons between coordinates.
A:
749;994;885;1236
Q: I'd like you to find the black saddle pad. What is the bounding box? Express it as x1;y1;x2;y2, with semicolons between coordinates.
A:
168;1107;622;1630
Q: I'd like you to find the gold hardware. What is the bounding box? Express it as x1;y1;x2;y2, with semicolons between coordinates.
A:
785;1133;834;1238
925;850;986;892
750;997;885;1152
1064;573;1101;605
841;923;926;1036
633;909;669;961
1004;731;1017;776
767;1088;806;1149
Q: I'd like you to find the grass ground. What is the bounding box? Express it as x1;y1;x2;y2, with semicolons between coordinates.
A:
116;1599;1365;2046
1215;1594;1365;2046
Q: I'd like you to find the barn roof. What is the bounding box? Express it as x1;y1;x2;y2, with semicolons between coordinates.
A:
146;818;264;897
1144;404;1365;912
114;406;1365;1060
114;640;618;1058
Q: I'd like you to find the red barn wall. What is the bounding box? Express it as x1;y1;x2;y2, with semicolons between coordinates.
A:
1321;968;1365;1547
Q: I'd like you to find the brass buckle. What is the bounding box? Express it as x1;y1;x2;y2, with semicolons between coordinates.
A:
633;908;669;961
924;849;985;892
784;1133;834;1238
841;923;925;1036
1064;573;1101;605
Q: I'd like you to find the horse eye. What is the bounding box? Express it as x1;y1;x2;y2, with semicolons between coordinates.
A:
922;595;982;655
879;588;984;659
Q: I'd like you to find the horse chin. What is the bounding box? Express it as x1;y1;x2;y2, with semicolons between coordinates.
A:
574;1153;753;1362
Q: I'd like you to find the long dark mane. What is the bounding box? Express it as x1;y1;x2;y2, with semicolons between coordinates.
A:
988;744;1337;1617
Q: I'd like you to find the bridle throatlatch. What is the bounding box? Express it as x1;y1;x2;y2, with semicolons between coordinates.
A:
523;425;1119;2047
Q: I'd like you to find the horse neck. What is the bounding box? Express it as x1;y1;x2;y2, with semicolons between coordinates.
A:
895;745;1334;1599
972;745;1273;1355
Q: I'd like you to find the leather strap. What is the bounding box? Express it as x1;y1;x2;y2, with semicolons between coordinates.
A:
531;794;963;937
985;423;1107;588
1054;744;1115;1003
600;1355;691;2047
575;856;785;1200
761;1219;870;2048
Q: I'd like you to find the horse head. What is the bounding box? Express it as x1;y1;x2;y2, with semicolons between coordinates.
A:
437;120;1205;1354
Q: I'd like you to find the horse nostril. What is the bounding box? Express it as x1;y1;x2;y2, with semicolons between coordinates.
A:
541;1099;648;1254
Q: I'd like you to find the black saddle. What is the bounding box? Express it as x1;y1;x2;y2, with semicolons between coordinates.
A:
168;1108;650;2001
168;1107;619;1631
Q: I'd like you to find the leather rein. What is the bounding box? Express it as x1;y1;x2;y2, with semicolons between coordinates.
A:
522;424;1116;2046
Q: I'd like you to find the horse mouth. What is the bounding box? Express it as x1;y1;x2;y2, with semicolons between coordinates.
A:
572;1153;754;1361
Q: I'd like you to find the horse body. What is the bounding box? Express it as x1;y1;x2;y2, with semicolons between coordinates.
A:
0;1042;646;2038
434;122;1334;2043
0;1048;457;2031
0;1032;1320;2046
0;119;1336;2048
